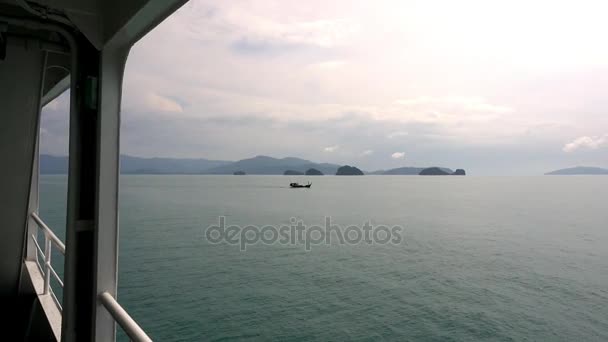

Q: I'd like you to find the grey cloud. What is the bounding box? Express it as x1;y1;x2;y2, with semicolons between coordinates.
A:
203;115;279;126
230;37;305;56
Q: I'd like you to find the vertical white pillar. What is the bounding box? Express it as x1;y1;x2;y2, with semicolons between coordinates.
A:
93;46;129;342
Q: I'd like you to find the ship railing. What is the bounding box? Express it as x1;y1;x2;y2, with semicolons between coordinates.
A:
30;212;65;310
30;212;152;341
99;292;153;342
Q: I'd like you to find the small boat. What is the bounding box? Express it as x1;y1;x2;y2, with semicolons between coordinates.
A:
290;182;311;188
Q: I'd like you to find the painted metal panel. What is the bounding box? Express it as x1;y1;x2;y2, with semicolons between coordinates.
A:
0;35;45;297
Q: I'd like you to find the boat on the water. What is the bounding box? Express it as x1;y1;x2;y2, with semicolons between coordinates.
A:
290;182;311;188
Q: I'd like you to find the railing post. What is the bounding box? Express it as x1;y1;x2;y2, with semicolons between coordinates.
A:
44;234;52;295
25;127;41;264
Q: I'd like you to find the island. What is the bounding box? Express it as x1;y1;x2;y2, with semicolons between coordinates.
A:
40;153;467;176
419;167;450;175
419;167;467;176
545;166;608;175
376;167;425;175
305;168;323;175
336;165;364;176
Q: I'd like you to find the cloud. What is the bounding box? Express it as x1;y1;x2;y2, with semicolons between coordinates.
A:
372;96;519;135
188;2;358;51
33;0;606;175
308;60;347;70
45;99;60;111
145;93;183;113
361;149;373;156
464;102;513;114
387;131;408;139
563;134;608;152
391;152;405;159
42;92;70;112
394;96;513;115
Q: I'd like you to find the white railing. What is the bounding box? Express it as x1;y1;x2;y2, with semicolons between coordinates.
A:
30;212;65;310
99;292;153;342
30;212;152;341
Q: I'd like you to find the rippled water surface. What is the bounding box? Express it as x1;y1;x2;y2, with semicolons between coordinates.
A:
40;175;608;341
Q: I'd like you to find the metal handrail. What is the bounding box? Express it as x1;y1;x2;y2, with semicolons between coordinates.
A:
99;292;153;342
50;287;63;311
31;213;152;340
31;212;66;254
30;234;63;285
30;212;65;313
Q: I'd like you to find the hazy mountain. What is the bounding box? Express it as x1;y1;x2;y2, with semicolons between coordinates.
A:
40;154;69;174
120;155;231;174
419;167;451;175
305;168;323;176
336;165;364;175
40;154;231;174
204;155;341;175
41;154;462;176
545;166;608;175
370;166;454;175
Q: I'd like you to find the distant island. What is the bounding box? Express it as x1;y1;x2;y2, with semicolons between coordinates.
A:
368;166;461;175
40;154;465;176
305;168;323;175
40;154;341;175
419;167;450;175
336;165;364;176
545;166;608;175
419;167;466;176
203;155;341;175
233;171;246;175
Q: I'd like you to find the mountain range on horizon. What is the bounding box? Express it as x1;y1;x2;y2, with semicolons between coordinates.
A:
40;154;608;176
369;166;454;175
545;166;608;175
204;155;341;175
40;154;232;174
40;154;461;175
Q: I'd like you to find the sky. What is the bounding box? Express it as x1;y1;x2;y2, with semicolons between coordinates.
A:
41;0;608;175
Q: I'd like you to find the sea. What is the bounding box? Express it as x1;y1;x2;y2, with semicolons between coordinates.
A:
39;175;608;341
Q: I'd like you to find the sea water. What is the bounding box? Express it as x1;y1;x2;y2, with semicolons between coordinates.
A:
39;175;608;341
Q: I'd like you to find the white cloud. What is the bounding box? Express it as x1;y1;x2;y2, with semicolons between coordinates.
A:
563;134;608;152
186;1;359;49
361;149;373;156
394;96;513;115
309;60;347;70
391;152;405;159
464;102;513;114
145;93;183;113
324;145;339;152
